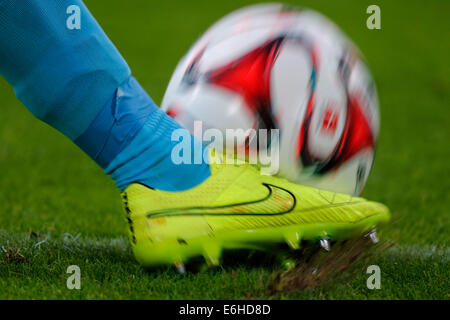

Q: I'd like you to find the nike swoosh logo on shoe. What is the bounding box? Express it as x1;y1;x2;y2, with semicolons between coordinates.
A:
146;183;296;218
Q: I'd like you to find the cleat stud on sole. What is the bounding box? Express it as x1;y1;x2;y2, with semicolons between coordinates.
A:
281;258;296;270
175;262;186;274
284;231;301;250
202;243;222;267
366;229;379;244
276;251;296;270
319;237;330;251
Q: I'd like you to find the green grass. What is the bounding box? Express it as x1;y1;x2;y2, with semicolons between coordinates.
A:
0;0;448;299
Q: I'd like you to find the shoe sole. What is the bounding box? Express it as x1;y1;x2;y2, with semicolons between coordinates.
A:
132;210;390;270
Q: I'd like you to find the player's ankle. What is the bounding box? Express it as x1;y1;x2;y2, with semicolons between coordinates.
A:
106;109;211;191
74;76;210;191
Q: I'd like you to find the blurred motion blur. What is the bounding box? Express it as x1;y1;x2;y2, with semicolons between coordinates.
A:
162;3;379;195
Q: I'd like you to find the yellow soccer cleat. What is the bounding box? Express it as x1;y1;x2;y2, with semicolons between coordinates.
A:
121;151;390;270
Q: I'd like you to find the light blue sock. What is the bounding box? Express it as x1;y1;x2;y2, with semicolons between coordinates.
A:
76;76;211;191
0;0;210;191
0;0;130;139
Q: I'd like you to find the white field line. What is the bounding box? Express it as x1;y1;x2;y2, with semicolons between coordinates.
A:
1;231;448;261
384;244;449;261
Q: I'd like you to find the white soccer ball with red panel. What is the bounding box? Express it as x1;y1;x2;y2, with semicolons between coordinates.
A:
162;3;380;196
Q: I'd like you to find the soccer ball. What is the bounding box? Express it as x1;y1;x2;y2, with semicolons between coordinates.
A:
161;4;379;196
